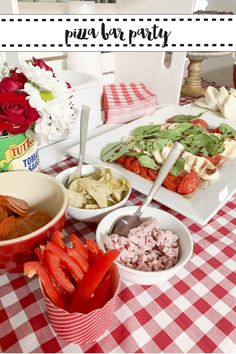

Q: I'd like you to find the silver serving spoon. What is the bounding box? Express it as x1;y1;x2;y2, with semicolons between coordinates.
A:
67;105;90;187
108;141;185;237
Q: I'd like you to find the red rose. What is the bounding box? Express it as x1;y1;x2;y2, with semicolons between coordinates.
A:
0;69;27;93
0;92;40;134
32;57;53;72
10;69;27;86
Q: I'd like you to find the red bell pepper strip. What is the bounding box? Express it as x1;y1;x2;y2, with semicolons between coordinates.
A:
67;247;89;274
86;239;103;265
51;231;66;250
68;249;120;313
43;250;75;294
34;245;45;262
69;234;89;261
24;261;65;309
79;265;115;314
46;241;84;283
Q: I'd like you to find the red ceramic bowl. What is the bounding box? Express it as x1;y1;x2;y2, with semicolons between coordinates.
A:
0;171;68;273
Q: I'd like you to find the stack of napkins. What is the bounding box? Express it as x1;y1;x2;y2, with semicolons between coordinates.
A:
103;83;158;124
195;86;236;121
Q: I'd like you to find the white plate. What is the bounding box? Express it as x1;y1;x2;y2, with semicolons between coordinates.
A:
67;104;236;225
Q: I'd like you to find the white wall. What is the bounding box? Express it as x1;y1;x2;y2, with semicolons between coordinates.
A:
201;0;235;87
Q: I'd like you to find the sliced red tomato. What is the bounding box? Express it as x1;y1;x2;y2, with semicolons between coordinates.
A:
178;171;200;194
139;166;152;180
51;231;66;250
163;173;183;192
192;118;209;129
43;250;75;294
69;234;89;261
124;157;136;172
24;261;65;308
205;155;221;166
131;158;141;174
68;249;120;313
115;156;127;165
211;127;222;134
46;241;84;283
147;168;158;181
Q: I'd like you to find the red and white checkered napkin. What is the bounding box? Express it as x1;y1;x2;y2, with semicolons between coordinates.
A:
103;83;158;124
42;268;120;345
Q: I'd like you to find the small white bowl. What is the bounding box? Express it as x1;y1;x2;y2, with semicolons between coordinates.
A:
56;165;132;223
96;206;193;285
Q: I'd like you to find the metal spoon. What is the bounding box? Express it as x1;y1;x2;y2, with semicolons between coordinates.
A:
67;105;90;187
108;141;185;237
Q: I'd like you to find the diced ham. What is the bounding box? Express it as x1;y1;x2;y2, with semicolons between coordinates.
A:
103;218;179;272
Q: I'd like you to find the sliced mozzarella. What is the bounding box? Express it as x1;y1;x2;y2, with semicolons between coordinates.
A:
220;139;236;160
153;150;163;164
221;94;236;122
161;144;174;161
153;143;174;164
182;151;219;181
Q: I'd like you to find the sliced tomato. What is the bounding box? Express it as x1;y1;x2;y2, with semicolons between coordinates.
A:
147;168;158;181
46;241;84;283
131;158;141;174
139;166;152;180
124;157;136;172
178;171;200;194
205;155;221;166
211;127;222;134
163;173;183;192
192;118;209;129
115;156;127;165
43;250;75;294
24;261;65;308
51;231;66;250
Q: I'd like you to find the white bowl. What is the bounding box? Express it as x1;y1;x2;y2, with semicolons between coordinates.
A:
96;206;193;285
56;165;132;223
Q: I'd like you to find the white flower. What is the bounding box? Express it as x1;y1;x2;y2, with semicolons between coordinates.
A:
0;62;12;79
19;61;76;145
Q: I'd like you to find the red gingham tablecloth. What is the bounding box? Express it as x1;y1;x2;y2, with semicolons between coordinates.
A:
1;90;236;353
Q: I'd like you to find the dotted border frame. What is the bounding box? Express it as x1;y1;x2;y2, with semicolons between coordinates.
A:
0;17;234;22
0;16;234;48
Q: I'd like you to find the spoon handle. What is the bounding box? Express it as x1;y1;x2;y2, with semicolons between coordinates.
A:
77;105;90;175
135;141;185;216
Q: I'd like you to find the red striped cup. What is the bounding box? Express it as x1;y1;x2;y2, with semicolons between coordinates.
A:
40;266;120;344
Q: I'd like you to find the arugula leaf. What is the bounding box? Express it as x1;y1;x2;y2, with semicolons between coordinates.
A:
171;112;204;123
170;158;185;177
138;155;159;170
218;123;236;139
